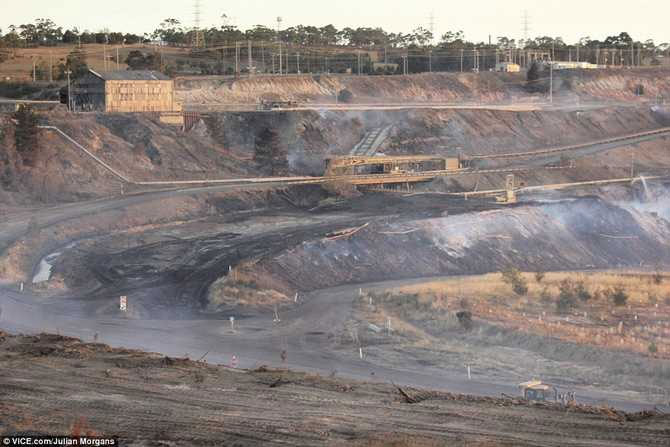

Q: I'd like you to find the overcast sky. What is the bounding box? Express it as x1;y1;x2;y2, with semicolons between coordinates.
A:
2;0;669;44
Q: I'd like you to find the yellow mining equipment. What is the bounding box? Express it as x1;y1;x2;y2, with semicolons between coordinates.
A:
324;155;462;177
518;380;554;401
495;174;518;204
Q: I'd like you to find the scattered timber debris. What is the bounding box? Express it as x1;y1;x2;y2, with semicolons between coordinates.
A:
324;222;369;241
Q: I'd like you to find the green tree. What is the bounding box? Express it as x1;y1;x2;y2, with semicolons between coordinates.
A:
254;127;287;176
153;18;186;45
527;61;541;82
13;105;39;165
574;281;591;302
556;279;578;313
125;50;160;70
501;267;528;296
606;286;628;307
58;48;88;80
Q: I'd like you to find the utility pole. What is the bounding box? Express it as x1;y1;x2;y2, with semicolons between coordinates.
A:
103;44;107;71
277;17;283;75
460;48;464;72
49;52;53;82
576;43;580;62
235;41;240;75
428;49;432;73
549;58;553;104
296;52;300;73
357;50;361;75
552;40;555;62
65;70;72;111
116;47;119;70
248;39;252;76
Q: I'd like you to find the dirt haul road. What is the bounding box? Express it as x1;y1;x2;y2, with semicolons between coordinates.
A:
0;281;661;414
2;332;668;446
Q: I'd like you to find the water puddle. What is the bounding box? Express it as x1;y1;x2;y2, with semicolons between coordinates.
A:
32;242;77;284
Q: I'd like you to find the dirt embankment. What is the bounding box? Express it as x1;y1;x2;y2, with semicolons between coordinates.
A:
387;106;670;156
3;102;669;204
0;111;250;203
1;331;667;446
203;105;670;189
563;68;670;102
0;186;322;284
176;69;670;106
244;196;670;294
177;72;519;105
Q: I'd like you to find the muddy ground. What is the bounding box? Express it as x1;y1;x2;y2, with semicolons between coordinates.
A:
17;186;668;406
43;188;499;316
1;332;668;446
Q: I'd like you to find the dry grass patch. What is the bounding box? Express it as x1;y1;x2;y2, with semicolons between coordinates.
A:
375;270;670;358
207;261;290;311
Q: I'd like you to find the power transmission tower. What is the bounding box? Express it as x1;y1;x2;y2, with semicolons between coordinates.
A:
522;10;530;43
428;11;435;44
277;17;283;75
192;0;205;48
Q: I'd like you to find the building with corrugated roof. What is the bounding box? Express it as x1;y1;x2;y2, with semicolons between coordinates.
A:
72;69;181;113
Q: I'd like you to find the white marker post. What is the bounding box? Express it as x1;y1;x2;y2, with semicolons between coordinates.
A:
359;347;363;359
467;364;471;380
294;293;298;303
229;316;235;331
19;282;24;293
119;296;127;312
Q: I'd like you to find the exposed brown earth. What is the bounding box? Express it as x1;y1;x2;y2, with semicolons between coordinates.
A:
175;69;670;106
1;331;668;446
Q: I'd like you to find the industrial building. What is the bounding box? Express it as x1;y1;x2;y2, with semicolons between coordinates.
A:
495;62;521;72
72;70;181;113
550;61;601;70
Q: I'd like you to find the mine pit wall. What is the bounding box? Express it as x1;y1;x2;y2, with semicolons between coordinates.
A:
175;69;670;106
2;100;670;203
205;105;670;180
176;72;516;106
243;197;670;294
